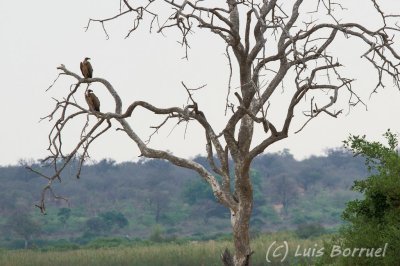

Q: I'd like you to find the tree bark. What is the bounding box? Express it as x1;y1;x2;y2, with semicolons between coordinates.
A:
223;167;253;266
223;64;255;265
231;200;253;265
224;78;255;265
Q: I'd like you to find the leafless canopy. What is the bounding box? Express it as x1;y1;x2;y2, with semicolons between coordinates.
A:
34;0;400;220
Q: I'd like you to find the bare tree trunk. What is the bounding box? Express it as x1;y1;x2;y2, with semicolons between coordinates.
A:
222;174;253;265
234;168;253;266
223;105;254;266
231;202;253;265
224;64;255;265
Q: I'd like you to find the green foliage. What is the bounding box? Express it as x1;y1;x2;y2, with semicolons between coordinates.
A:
5;212;41;242
250;170;266;206
182;179;213;204
343;129;399;174
99;211;129;229
296;168;323;190
295;223;326;239
149;224;165;243
57;208;71;226
0;150;368;247
85;217;110;235
323;130;400;265
259;205;281;225
84;211;129;237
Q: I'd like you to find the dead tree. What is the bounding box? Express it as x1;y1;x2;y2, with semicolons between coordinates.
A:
32;1;400;265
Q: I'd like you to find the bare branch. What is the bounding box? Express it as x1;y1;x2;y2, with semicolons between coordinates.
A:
36;2;400;264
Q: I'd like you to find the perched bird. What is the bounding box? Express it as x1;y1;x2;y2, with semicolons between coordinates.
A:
85;89;100;112
80;57;93;79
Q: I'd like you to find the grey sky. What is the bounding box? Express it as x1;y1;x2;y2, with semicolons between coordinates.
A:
1;0;400;166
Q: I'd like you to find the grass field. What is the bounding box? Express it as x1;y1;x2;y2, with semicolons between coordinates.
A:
0;232;330;266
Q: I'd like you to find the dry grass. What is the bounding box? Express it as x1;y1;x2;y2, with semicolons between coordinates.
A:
0;232;329;266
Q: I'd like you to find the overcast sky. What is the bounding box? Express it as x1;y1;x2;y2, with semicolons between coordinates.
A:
1;0;400;166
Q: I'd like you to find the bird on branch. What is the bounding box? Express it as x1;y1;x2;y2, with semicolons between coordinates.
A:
85;89;100;113
80;57;93;79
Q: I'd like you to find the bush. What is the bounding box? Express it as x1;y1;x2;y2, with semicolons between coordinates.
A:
295;223;326;239
320;130;400;265
149;224;165;242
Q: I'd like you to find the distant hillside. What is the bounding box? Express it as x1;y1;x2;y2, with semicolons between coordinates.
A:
0;149;367;247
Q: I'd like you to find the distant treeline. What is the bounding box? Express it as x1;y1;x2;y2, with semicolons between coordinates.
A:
0;149;367;249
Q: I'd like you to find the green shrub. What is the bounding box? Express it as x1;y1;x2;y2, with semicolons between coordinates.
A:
295;223;326;239
320;130;400;265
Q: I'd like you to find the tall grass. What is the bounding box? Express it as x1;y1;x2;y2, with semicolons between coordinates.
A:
0;232;330;266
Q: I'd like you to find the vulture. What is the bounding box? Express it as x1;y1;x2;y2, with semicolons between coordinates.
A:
85;89;100;112
80;57;93;79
